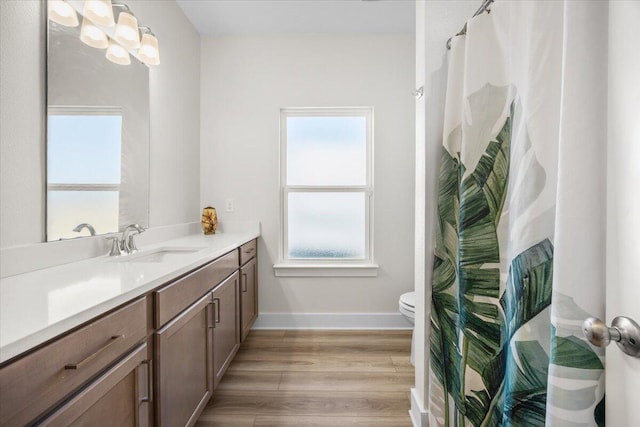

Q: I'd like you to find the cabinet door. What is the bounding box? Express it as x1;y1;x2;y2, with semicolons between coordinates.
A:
211;272;240;388
240;257;258;342
39;344;150;427
155;295;213;427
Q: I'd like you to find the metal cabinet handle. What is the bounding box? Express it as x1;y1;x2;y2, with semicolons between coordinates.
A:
208;299;215;329
64;335;124;369
242;273;248;292
213;297;221;324
139;360;152;403
583;316;640;358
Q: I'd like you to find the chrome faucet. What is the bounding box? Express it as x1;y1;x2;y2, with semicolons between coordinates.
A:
106;236;123;257
73;223;96;236
120;224;145;254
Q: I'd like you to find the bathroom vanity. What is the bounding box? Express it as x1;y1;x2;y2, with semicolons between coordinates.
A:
0;234;259;426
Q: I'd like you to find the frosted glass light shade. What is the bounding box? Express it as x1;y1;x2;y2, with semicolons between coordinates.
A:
114;12;140;49
106;40;130;65
48;0;79;27
83;0;115;27
80;17;108;49
138;33;160;65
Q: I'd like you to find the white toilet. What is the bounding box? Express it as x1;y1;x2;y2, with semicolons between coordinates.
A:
398;291;416;365
399;291;416;325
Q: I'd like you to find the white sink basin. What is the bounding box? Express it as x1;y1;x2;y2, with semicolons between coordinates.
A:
114;246;206;263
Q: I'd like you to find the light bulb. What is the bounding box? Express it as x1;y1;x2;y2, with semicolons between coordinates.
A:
114;11;140;49
83;0;115;27
80;17;108;49
106;40;130;65
48;0;79;27
138;33;160;65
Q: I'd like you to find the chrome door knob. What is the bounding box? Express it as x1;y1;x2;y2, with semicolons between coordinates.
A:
583;316;640;358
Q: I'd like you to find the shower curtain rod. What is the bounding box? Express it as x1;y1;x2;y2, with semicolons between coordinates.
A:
446;0;495;50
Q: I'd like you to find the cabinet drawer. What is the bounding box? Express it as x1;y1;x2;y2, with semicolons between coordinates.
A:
0;298;147;426
39;343;150;427
239;239;257;266
155;250;238;328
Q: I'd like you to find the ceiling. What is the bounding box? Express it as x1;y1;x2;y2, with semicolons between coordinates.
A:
176;0;415;36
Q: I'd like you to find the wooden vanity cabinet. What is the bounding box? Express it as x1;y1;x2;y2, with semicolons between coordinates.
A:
0;298;148;426
211;272;241;388
238;239;258;342
154;251;238;329
240;256;258;342
155;294;214;427
39;343;151;427
0;240;257;427
152;251;241;425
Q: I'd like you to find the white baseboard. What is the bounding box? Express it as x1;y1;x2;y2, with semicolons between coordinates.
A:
252;312;412;329
410;388;429;427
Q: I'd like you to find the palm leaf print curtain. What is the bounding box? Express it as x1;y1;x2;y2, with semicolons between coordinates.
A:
428;2;608;426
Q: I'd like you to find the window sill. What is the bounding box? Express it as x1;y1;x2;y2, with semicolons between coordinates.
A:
273;263;379;277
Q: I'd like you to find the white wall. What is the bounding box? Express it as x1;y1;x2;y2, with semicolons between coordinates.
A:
606;1;640;425
200;34;415;323
0;0;45;247
0;0;201;249
131;0;201;229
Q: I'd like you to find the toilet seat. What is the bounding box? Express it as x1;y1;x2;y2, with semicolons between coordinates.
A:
399;292;415;320
398;292;416;318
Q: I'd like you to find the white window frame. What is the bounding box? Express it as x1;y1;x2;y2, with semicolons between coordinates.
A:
274;107;378;277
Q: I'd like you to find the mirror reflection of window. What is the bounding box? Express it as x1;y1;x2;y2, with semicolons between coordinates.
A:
47;107;122;241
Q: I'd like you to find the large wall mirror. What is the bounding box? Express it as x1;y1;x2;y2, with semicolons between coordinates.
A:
47;4;150;241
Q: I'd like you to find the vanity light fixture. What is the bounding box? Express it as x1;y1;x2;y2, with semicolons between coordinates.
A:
80;16;108;49
113;6;140;49
48;0;79;27
49;0;159;66
106;39;131;65
137;27;160;66
82;0;115;28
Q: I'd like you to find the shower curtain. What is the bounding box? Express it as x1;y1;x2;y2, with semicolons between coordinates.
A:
429;2;608;426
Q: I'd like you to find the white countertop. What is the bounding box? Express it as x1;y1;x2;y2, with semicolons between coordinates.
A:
0;231;259;363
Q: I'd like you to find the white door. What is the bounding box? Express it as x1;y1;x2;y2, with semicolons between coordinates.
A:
605;2;640;425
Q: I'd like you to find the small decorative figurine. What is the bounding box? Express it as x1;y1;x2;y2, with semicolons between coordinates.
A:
201;206;218;235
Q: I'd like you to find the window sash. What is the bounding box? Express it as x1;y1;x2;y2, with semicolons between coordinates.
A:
47;183;121;191
283;188;372;262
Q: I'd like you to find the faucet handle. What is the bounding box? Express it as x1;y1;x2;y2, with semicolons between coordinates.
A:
128;226;145;254
127;235;139;254
120;224;146;254
106;236;123;257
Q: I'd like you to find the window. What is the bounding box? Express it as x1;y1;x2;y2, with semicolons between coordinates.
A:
275;108;377;277
47;107;122;241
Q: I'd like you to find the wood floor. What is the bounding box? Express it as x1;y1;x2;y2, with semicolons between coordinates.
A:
195;330;414;427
